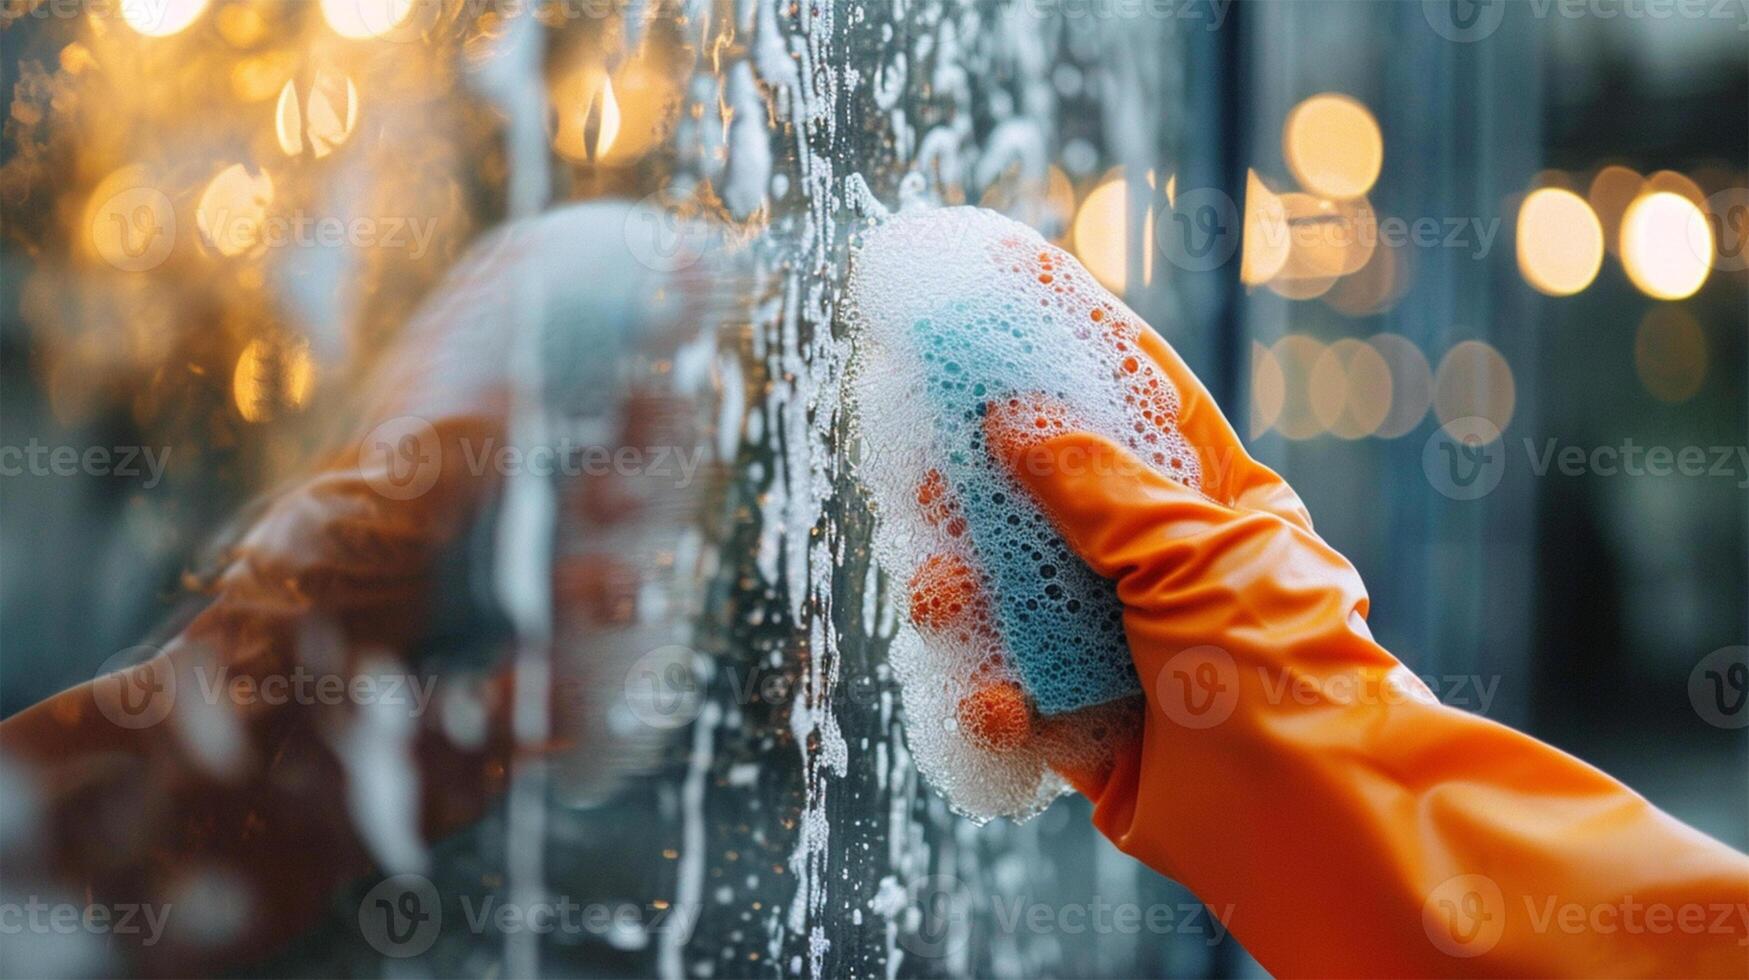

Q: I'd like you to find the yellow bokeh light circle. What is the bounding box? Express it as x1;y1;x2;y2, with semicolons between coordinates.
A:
1270;334;1329;440
234;336;317;423
1309;338;1393;440
1515;188;1603;297
1434;340;1515;433
1366;333;1433;439
1250;341;1286;438
1073;176;1153;293
1621;191;1712;300
1283;94;1383;201
1587;165;1644;257
196;163;274;258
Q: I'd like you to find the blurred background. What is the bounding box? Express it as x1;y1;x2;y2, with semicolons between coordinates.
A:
1;0;1744;977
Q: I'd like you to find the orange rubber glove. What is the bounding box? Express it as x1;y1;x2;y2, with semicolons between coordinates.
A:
985;324;1749;978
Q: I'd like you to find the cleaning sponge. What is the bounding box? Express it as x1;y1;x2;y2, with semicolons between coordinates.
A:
847;206;1203;819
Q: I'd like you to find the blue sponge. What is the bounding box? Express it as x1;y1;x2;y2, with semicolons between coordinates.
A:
848;207;1204;819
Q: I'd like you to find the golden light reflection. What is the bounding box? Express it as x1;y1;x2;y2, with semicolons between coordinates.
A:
594;74;622;160
1621;191;1711;300
552;68;625;164
215;2;267;47
1646;170;1707;209
276;70;359;159
122;0;209;37
233;336;316;423
321;0;415;40
1588;165;1644;257
84;165;176;272
1516;188;1603;296
1267;192;1375;299
1283;94;1383;200
1366;333;1432;439
231;51;298;103
1434;340;1515;431
1073;176;1153;293
1325;232;1410;317
1271;334;1328;440
1250;340;1285;438
1310;338;1393;439
1634;307;1707;403
196;163;274;258
1240;170;1289;286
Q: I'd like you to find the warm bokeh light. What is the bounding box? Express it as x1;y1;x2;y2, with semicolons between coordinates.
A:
276;70;359;159
196;163;274;258
1516;188;1604;296
1250;340;1285;438
593;75;622;160
233;336;316;423
1621;191;1712;300
1073;175;1153;292
1283;94;1383;200
1587;165;1644;257
1325;231;1410;317
1240;170;1289;286
551;68;624;164
1267;192;1374;299
1366;333;1432;438
84;165;176;272
1270;334;1328;440
321;0;415;40
122;0;210;37
1309;338;1393;439
1646;169;1707;209
1634;307;1708;403
1433;340;1515;432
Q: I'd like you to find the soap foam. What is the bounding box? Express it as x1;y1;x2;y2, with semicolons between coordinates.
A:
847;206;1199;820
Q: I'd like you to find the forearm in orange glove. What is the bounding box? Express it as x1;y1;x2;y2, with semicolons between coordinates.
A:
988;326;1749;978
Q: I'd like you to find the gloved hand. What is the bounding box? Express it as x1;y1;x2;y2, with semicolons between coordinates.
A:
983;323;1749;977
